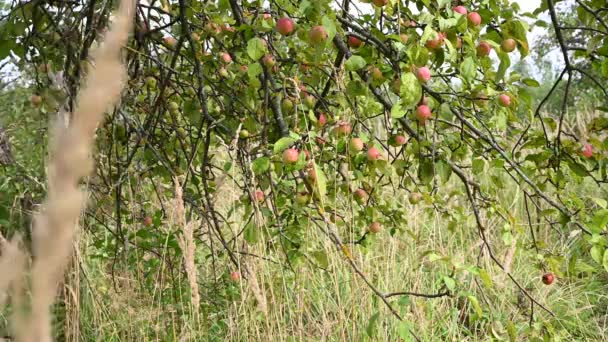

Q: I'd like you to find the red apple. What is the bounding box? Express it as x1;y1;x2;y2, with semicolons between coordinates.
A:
221;52;232;64
367;146;382;161
262;54;275;67
409;192;423;204
263;13;271;20
163;36;177;48
542;273;554;285
425;35;444;50
30;94;42;106
354;188;368;204
276;17;295;36
390;134;408;147
373;0;388;6
371;67;384;82
350;137;364;151
230;271;241;282
254;190;265;203
143;216;153;227
282;148;299;164
335;121;352;136
501;38;517;53
368;222;382;233
415;105;432;123
477;41;491;57
498;94;511;107
467;12;482;26
317;113;327;127
309;25;328;44
453;6;467;15
348;35;363;48
582;143;593;158
416;66;431;83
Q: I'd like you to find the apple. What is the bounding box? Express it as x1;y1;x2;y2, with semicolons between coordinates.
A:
282;148;299;164
415;105;432;123
304;95;315;108
276;17;295;36
307;167;317;182
367;222;382;233
409;192;423;204
163;36;177;48
335;121;352;136
143;216;153;227
389;134;408;147
354;188;368;204
30;94;42;106
295;191;311;205
542;273;554;285
371;67;384;82
169;101;180;112
348;36;363;48
350;137;364;151
191;32;200;41
501;38;517;53
367;146;382;161
146;76;157;88
309;25;328;44
498;94;511;107
254;190;265;203
467;12;482;26
425;35;444;50
477;41;491;57
453;6;467;15
416;66;431;83
399;34;409;44
281;98;294;113
582;143;593;158
239;129;249;138
262;54;275;67
221;52;232;64
263;13;272;20
239;65;248;73
373;0;388;7
219;67;229;78
230;271;241;282
317;113;327;127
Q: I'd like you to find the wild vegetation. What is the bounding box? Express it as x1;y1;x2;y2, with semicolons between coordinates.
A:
1;0;608;340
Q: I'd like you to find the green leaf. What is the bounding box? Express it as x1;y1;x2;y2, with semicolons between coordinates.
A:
244;221;259;244
460;57;476;83
496;52;511;82
322;16;337;42
312;251;329;268
522;78;540;87
247;37;267;60
467;295;483;317
312;164;327;203
591;245;603;264
397;321;414;341
344;55;366;71
418;159;434;184
436;160;452;183
273;137;296;153
479;268;493;288
590;209;608;233
252;157;270;174
391;100;405;118
399;72;422;108
443;276;456;292
248;62;263;79
603;249;608;272
366;312;380;337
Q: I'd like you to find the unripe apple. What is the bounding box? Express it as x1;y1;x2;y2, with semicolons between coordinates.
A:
282;148;299;164
467;12;482;26
230;271;241;282
348;36;363;48
477;41;491;57
389;134;408;147
373;0;388;7
501;38;517;53
542;273;554;285
221;52;232;64
498;94;511;107
304;95;315;108
416;66;431;83
335;121;352;136
581;143;593;158
317;113;327;127
281;98;294;113
354;188;368;204
239;129;250;138
276;17;295;36
169;101;180;112
409;192;423;204
254;190;265;203
309;25;328;44
262;54;275;67
30;94;42;106
219;67;229;78
239;65;248;73
370;67;384;82
415;105;432;123
367;146;382;161
453;6;467;15
146;76;157;88
367;222;382;233
143;216;153;227
350;137;364;151
295;191;311;205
